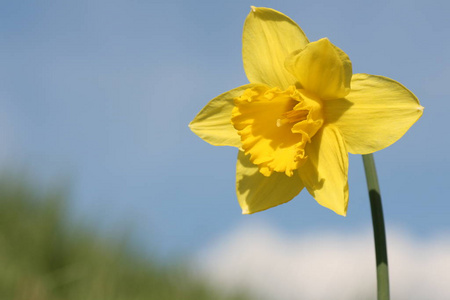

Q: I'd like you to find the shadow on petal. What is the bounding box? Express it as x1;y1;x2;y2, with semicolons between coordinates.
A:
323;98;353;124
236;151;304;214
300;135;325;192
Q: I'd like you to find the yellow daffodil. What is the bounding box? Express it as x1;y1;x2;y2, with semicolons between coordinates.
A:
189;7;423;216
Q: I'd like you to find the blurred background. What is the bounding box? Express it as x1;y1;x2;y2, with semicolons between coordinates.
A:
0;0;449;299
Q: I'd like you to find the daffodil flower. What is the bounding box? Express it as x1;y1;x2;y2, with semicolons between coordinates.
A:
189;7;423;216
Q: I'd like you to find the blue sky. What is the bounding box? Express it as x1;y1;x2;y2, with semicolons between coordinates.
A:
0;0;449;261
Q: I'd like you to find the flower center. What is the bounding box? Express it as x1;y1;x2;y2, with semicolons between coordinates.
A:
231;85;324;177
276;109;309;127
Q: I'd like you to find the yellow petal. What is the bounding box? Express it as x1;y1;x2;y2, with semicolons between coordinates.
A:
285;38;352;100
323;74;424;154
189;84;259;148
243;7;309;89
236;151;304;214
299;125;349;216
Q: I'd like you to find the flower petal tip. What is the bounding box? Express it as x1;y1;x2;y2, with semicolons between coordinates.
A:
241;208;250;215
250;6;257;12
418;105;425;112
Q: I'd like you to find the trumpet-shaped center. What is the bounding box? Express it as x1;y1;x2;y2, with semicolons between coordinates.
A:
231;85;324;177
276;109;309;127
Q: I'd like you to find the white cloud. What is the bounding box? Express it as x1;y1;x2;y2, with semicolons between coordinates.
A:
194;221;450;300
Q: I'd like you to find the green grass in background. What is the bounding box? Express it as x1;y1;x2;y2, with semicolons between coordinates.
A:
0;177;249;300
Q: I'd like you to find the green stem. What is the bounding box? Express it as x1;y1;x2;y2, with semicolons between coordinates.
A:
362;154;390;300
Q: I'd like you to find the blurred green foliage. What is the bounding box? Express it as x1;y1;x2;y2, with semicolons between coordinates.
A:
0;177;249;300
